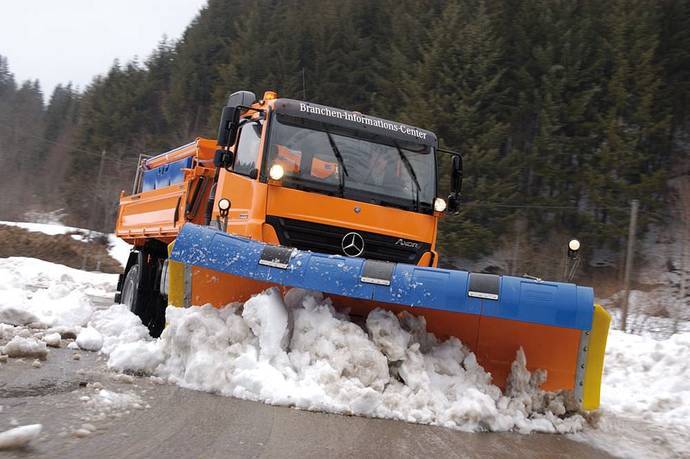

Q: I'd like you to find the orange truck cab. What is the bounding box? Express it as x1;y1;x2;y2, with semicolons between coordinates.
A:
115;90;462;335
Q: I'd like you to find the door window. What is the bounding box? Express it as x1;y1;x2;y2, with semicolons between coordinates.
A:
234;122;262;176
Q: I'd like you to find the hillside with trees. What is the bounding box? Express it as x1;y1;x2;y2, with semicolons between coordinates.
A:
0;0;688;274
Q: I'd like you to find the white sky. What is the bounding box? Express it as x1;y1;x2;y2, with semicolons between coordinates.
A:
0;0;208;98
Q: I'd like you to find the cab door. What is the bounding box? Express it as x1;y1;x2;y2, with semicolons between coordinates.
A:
215;120;266;238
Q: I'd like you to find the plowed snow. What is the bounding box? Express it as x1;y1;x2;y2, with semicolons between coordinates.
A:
2;255;689;456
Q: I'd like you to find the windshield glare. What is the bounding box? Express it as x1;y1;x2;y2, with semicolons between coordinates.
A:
266;118;436;212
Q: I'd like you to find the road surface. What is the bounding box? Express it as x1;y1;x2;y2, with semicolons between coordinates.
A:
0;348;612;458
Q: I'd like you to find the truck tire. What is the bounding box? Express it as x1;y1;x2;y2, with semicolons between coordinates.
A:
120;251;167;338
121;263;141;312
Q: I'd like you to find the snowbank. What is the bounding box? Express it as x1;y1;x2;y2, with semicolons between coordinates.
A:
572;330;690;458
601;330;690;427
0;257;116;328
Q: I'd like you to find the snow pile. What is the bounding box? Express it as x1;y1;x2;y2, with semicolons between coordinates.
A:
0;424;42;450
99;287;584;433
0;257;116;328
602;330;690;427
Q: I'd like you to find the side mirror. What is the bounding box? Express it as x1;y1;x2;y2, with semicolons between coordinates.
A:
216;90;257;147
216;106;238;147
448;155;463;212
213;148;235;170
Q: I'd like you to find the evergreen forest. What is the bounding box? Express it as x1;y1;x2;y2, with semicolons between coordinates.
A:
0;0;688;272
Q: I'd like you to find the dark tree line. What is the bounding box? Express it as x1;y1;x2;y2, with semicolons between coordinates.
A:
0;0;687;264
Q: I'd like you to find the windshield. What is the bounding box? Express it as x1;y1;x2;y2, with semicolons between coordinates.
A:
265;116;436;213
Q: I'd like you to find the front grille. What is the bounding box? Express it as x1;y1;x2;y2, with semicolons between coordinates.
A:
266;216;430;265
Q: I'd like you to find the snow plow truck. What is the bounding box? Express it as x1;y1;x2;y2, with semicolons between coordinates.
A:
114;90;610;410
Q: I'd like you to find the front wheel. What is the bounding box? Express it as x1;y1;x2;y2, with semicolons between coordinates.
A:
121;263;140;312
119;252;166;338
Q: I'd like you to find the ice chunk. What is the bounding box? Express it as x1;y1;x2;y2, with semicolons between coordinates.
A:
0;424;42;450
2;336;48;360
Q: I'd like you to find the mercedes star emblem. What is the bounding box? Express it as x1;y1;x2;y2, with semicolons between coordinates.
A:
341;232;365;257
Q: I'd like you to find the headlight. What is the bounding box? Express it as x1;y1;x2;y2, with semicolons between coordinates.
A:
568;239;581;251
434;197;447;212
269;164;285;180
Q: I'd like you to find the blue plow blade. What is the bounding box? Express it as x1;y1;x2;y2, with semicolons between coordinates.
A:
170;223;593;331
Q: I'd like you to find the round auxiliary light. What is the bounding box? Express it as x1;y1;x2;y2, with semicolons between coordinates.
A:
434;197;447;212
569;239;581;251
269;164;285;181
218;198;231;211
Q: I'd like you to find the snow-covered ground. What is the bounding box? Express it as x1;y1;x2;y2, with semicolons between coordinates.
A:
0;256;688;457
0;220;131;267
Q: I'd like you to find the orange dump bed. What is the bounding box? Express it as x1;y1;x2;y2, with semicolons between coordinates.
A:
115;138;218;246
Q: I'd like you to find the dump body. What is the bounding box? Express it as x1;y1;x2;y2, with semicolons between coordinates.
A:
115;93;609;409
116;138;218;245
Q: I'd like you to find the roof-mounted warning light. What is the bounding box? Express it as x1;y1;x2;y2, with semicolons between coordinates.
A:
263;90;278;101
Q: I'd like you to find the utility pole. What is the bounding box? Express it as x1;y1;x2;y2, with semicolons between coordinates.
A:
302;67;307;100
82;149;107;270
678;180;690;334
620;199;639;332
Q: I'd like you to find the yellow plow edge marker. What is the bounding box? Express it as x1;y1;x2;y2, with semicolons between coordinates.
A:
167;241;185;308
582;304;611;411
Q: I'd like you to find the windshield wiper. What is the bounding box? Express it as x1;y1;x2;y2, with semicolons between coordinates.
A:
325;131;348;196
395;145;421;212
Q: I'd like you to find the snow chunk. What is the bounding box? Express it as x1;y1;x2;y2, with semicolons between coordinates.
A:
108;341;164;374
0;424;42;450
366;308;410;361
242;288;290;360
87;390;143;412
76;326;103;352
88;303;150;354
42;332;61;348
2;336;48;360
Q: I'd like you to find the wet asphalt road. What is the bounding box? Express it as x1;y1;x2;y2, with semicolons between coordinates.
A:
0;348;613;459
